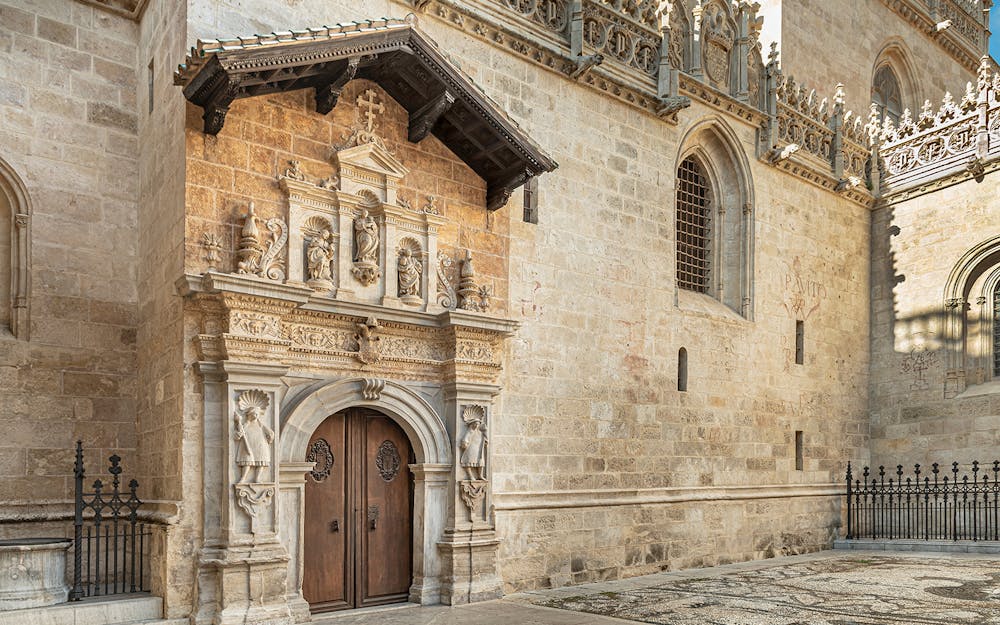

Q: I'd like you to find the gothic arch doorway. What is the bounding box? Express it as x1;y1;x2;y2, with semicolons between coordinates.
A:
303;408;414;612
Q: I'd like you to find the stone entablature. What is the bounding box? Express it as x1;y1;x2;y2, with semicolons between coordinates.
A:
880;0;989;67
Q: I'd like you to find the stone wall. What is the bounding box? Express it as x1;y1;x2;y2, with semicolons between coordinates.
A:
869;172;1000;470
0;0;139;525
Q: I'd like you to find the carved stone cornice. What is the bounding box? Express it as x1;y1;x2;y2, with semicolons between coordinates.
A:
877;149;1000;206
768;155;876;209
878;0;985;71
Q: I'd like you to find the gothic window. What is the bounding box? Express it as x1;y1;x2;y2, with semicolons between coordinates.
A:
0;157;30;339
872;65;902;125
675;157;711;293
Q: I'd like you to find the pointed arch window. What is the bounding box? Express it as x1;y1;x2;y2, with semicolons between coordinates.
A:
675;157;712;293
0;158;30;339
872;65;902;125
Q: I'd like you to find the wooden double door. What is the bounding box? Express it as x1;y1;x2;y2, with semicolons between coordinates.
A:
303;409;414;613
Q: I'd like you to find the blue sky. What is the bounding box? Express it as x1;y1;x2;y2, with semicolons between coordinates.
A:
992;8;1000;60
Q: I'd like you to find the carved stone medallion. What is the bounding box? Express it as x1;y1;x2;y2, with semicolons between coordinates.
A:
375;440;401;482
307;438;334;482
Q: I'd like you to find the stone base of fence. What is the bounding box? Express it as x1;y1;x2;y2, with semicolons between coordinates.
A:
834;538;1000;554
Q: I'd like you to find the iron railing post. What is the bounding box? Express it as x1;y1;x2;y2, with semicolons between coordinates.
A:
70;441;85;601
845;462;853;539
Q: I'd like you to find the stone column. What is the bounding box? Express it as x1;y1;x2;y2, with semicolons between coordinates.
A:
335;203;356;300
690;3;704;79
278;461;315;624
437;381;503;605
408;463;450;604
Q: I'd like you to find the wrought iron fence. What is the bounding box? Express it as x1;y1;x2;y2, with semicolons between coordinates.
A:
70;441;150;600
846;461;1000;541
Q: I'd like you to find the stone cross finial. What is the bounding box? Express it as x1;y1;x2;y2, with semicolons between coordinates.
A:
357;89;384;135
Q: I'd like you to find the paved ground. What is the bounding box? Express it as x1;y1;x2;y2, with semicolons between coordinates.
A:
315;550;1000;625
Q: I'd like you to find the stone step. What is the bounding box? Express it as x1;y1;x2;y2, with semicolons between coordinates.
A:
0;594;162;625
833;538;1000;554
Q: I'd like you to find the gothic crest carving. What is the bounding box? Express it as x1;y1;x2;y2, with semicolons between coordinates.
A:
459;480;488;523
236;202;288;281
701;2;734;89
354;316;382;364
307;438;334;482
375;440;401;482
233;389;274;484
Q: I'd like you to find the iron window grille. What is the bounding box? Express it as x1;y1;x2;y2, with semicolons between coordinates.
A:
675;157;711;293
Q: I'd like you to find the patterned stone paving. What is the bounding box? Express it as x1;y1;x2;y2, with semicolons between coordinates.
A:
528;552;1000;625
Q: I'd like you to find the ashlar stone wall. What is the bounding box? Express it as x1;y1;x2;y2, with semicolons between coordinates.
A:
0;0;139;524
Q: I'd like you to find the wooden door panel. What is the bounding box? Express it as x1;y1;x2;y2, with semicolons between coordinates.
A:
303;413;350;612
360;414;413;606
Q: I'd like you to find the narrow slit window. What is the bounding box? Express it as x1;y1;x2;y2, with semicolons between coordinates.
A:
675;158;711;293
677;347;688;392
795;320;804;365
148;58;155;114
794;431;804;471
523;177;538;224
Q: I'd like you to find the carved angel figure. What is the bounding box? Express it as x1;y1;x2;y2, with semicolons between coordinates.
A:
459;408;488;481
234;390;275;484
397;248;421;298
353;209;379;264
306;230;335;282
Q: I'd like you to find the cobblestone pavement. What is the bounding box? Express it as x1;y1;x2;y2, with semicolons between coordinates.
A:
314;550;1000;625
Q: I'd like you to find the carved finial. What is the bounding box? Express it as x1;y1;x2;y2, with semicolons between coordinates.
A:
865;103;881;144
202;232;223;267
918;99;935;128
767;41;779;67
978;55;992;93
961;81;977;112
235;202;287;281
834;83;845;108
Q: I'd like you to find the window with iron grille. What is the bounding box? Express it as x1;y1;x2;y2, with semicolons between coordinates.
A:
994;284;1000;378
675;157;711;293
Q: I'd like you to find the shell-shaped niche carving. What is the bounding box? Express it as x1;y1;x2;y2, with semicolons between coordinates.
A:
358;188;380;208
396;237;423;306
303;215;336;291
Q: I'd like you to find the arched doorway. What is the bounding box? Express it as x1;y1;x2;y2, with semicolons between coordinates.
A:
303;408;415;613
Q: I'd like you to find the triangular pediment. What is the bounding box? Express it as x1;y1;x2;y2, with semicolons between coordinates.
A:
337;141;409;181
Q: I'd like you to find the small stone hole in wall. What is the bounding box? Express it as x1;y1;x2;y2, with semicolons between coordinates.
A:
148;58;154;114
795;320;804;365
795;430;804;471
678;347;688;392
523;177;538;224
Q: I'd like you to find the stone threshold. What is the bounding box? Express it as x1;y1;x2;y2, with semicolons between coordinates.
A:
312;602;421;623
834;538;1000;554
0;594;182;625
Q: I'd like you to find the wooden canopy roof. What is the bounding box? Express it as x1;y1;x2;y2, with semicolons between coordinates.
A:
174;17;557;210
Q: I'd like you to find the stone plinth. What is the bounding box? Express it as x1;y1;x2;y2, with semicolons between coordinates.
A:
0;538;72;611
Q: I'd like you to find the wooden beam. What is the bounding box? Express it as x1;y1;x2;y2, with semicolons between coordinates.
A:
408;91;455;143
315;58;359;115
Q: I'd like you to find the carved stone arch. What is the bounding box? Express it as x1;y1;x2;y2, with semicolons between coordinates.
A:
675;117;755;318
942;235;1000;397
280;377;450;465
872;39;920;118
278;377;452;607
0;156;30;339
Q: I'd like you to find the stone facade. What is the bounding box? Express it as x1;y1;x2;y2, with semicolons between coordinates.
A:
0;0;995;623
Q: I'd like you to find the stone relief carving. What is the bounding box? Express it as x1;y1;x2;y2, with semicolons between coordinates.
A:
667;2;689;70
361;378;385;400
458;251;491;312
231;311;281;339
307;438;334;482
281;159;306;181
498;0;568;32
582;0;659;76
233;389;275;484
236;202;288;281
375;440;401;482
437;251;458;309
234;483;275;520
354;316;382;364
460;405;488;481
397;239;423;305
352;209;381;286
459;480;488;523
202;232;223;268
285;324;353;351
421;195;442;215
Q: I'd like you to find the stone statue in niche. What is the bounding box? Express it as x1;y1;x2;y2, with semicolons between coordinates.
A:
233;389;275;484
306;229;335;290
397;247;422;305
460;405;489;481
351;209;381;286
